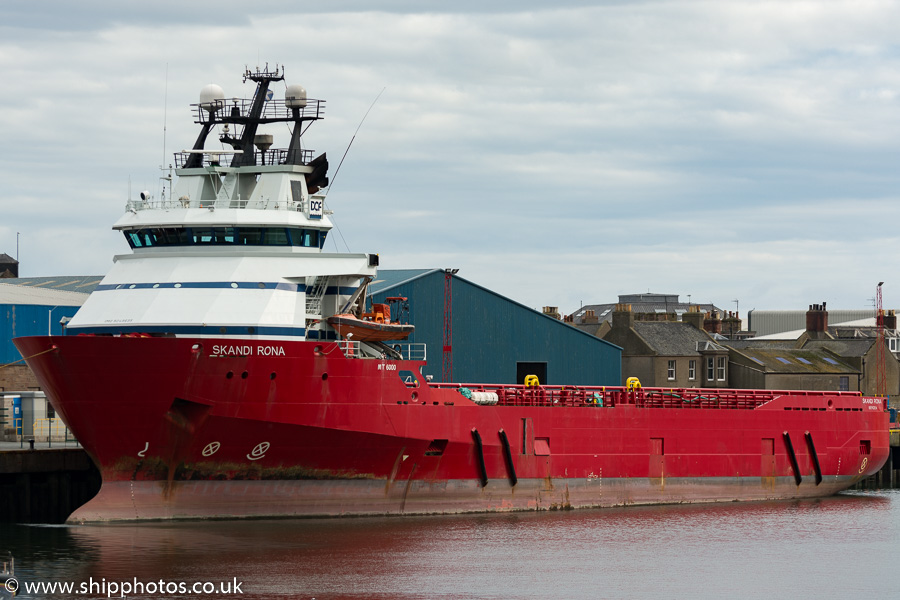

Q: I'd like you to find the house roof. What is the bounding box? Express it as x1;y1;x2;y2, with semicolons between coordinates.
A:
574;322;604;337
734;348;857;374
632;321;721;356
829;320;900;341
569;293;725;326
571;301;722;325
801;338;874;358
724;339;797;350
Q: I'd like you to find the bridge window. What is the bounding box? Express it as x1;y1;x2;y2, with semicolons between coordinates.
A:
265;228;290;246
124;226;326;249
126;231;150;247
290;228;318;247
159;228;191;245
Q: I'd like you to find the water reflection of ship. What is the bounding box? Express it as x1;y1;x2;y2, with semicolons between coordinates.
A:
2;494;892;599
1;552;15;599
64;493;892;593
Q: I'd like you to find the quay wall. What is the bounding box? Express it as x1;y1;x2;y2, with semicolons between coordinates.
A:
855;430;900;491
0;448;100;523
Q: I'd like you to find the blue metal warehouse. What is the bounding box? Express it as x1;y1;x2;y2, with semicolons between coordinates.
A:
0;279;94;365
368;269;621;385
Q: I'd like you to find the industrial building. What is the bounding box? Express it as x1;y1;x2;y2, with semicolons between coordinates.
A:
747;308;874;337
1;278;97;441
368;269;621;385
0;280;96;391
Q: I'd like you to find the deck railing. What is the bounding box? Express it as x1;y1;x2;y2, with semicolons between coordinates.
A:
339;341;427;361
392;343;427;361
427;384;865;410
338;340;360;358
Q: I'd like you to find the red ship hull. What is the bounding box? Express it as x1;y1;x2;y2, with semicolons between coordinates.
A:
14;335;890;522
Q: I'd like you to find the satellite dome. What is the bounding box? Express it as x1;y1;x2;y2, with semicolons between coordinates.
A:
285;84;307;109
199;84;225;112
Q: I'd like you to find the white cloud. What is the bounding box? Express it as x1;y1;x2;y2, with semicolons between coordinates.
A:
2;1;900;312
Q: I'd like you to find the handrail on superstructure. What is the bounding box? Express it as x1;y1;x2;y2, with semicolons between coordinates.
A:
174;148;314;168
191;98;324;126
125;194;309;212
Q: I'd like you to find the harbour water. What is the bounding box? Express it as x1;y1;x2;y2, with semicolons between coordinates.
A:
2;490;899;600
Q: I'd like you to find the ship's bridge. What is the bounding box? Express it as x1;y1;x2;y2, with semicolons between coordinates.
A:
120;224;327;251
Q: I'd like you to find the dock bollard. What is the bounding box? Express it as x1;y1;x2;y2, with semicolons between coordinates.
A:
28;438;35;451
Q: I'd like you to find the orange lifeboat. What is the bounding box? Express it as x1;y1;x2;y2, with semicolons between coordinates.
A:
327;299;414;342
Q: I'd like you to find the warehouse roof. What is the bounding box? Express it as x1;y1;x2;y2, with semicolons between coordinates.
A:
369;268;622;350
0;282;89;306
0;276;103;293
369;269;439;295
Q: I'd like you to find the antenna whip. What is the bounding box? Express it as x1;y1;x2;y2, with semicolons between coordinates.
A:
325;87;385;198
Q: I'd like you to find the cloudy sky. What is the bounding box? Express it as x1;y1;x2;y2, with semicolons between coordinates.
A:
2;1;900;316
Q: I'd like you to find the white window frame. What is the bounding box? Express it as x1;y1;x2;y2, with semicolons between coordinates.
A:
688;360;696;381
667;360;676;381
717;356;726;381
707;357;715;382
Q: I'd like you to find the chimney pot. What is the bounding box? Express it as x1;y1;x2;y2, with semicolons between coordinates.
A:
612;303;635;329
805;302;828;334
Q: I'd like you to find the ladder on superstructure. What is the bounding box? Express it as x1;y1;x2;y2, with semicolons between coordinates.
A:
305;276;329;317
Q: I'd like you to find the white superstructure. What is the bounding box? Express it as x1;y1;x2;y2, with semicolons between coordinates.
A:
67;66;377;342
